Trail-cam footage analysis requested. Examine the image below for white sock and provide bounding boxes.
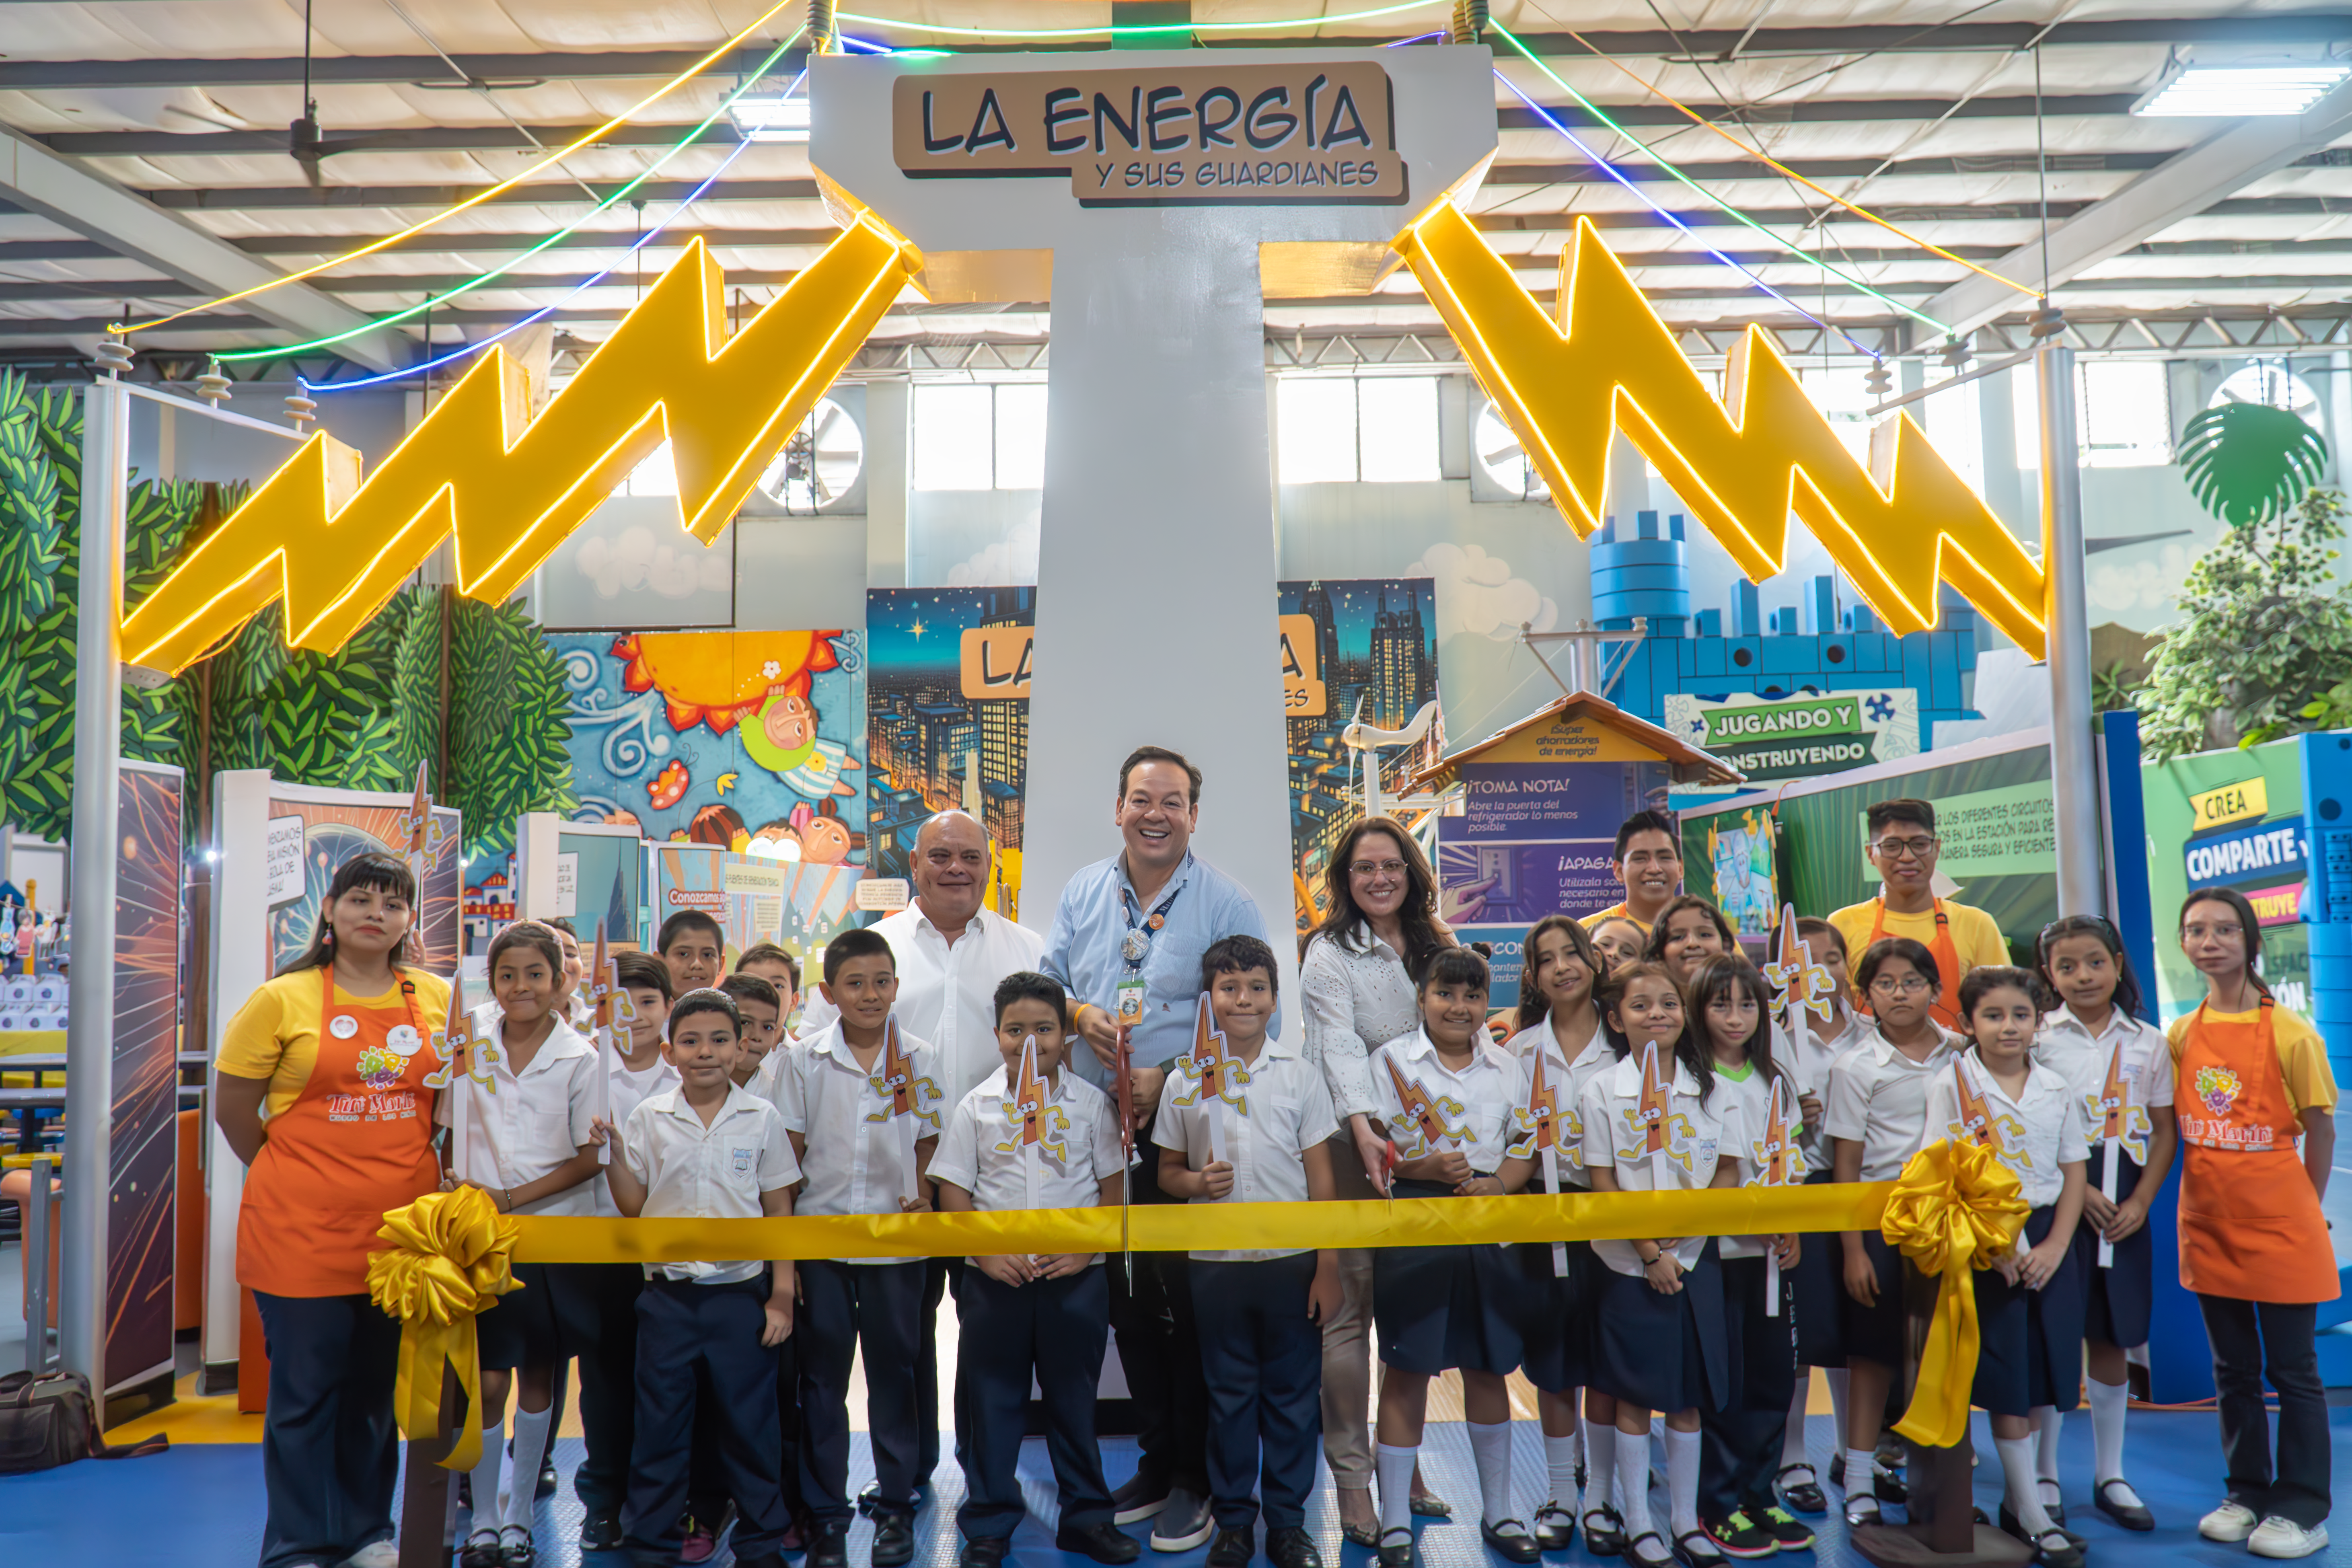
[1825,1369,1849,1458]
[1470,1420,1516,1528]
[1583,1417,1619,1519]
[1997,1436,2053,1535]
[2088,1378,2133,1492]
[1845,1447,1877,1500]
[1616,1427,1654,1541]
[1571,1407,1586,1471]
[2031,1405,2063,1506]
[504,1404,553,1530]
[467,1416,505,1536]
[1782,1385,1813,1469]
[1377,1443,1418,1537]
[1546,1431,1580,1509]
[1665,1426,1701,1538]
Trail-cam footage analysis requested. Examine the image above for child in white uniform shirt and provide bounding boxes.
[1367,947,1537,1568]
[2031,917,2172,1531]
[1921,968,2089,1568]
[722,972,786,1087]
[1581,960,1739,1568]
[929,972,1137,1568]
[1822,936,1959,1527]
[597,988,801,1568]
[1502,916,1624,1554]
[440,920,602,1568]
[1155,937,1341,1568]
[769,928,943,1568]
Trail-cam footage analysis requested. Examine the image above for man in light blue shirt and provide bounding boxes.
[1043,745,1281,1106]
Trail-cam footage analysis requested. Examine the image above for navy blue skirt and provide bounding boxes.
[1373,1178,1527,1376]
[478,1259,572,1372]
[1591,1239,1729,1416]
[1839,1231,1908,1368]
[1515,1237,1595,1392]
[1788,1169,1845,1367]
[2070,1151,2154,1348]
[1970,1207,2087,1418]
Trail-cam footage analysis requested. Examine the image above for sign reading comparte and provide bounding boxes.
[893,62,1407,206]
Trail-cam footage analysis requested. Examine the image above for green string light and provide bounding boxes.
[1486,22,1953,334]
[215,28,808,362]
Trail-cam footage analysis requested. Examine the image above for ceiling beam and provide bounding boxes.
[1928,74,2352,336]
[4,16,2348,89]
[0,125,406,370]
[38,93,2142,158]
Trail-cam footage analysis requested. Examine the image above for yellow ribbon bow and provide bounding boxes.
[366,1186,522,1471]
[1881,1138,2030,1449]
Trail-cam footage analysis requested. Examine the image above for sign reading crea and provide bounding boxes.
[892,62,1407,206]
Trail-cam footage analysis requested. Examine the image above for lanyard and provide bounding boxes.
[1118,872,1186,977]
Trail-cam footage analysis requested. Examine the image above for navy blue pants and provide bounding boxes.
[955,1263,1116,1541]
[2200,1296,2331,1529]
[569,1262,645,1519]
[1700,1254,1799,1517]
[1111,1246,1211,1496]
[623,1274,792,1562]
[918,1257,955,1480]
[253,1290,403,1568]
[799,1259,927,1522]
[1191,1254,1324,1531]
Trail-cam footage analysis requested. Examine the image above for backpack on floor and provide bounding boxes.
[0,1370,169,1473]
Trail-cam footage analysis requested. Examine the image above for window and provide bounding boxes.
[1276,376,1441,483]
[2081,361,2171,466]
[914,383,1046,490]
[1922,364,1985,496]
[2209,362,2321,426]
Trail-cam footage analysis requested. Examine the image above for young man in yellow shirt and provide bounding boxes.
[1579,810,1684,936]
[1826,798,2008,1030]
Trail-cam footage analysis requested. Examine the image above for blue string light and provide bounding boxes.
[1492,71,1882,360]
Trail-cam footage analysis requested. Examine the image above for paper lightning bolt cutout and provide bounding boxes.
[1392,203,2048,656]
[1012,1033,1046,1151]
[1948,1056,2027,1159]
[396,761,454,880]
[1635,1039,1673,1157]
[1522,1046,1560,1155]
[1383,1054,1469,1153]
[121,213,918,673]
[1748,1077,1807,1188]
[1763,904,1839,1030]
[1183,992,1252,1110]
[866,1017,940,1130]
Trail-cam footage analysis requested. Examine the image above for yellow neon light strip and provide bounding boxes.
[121,213,919,673]
[119,1,806,335]
[1393,203,2048,656]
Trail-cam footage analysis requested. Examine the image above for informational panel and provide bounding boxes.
[517,813,645,945]
[1663,688,1919,797]
[650,842,866,964]
[2140,735,2313,1021]
[106,760,182,1405]
[264,789,461,978]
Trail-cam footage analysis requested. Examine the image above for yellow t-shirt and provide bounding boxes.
[1827,898,2010,976]
[1579,904,1652,935]
[2166,1003,2340,1117]
[218,966,454,1120]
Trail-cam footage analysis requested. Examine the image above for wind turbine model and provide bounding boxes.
[1342,697,1443,821]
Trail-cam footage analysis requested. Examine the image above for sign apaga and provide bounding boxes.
[893,62,1407,207]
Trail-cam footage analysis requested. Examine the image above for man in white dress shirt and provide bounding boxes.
[798,808,1044,1497]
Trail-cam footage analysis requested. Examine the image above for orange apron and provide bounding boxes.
[2173,999,2339,1304]
[236,966,444,1298]
[1868,898,1965,1030]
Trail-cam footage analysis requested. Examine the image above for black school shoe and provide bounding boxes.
[1482,1520,1542,1563]
[873,1511,917,1567]
[862,1480,934,1517]
[1532,1501,1577,1553]
[1377,1526,1418,1568]
[2093,1480,2154,1532]
[1998,1506,2084,1553]
[1207,1525,1254,1568]
[960,1538,1010,1568]
[1058,1521,1144,1564]
[1672,1529,1729,1568]
[578,1510,623,1551]
[806,1518,851,1568]
[1582,1504,1628,1557]
[1268,1527,1322,1568]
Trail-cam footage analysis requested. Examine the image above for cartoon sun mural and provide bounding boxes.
[614,631,843,735]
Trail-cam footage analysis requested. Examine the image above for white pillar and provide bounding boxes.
[2039,342,2103,917]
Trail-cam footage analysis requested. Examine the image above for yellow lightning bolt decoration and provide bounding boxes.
[122,210,920,674]
[1391,203,2048,658]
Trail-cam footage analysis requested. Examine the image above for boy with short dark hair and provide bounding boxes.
[931,972,1139,1568]
[659,911,728,994]
[1155,936,1341,1568]
[767,925,944,1568]
[737,941,802,1009]
[720,972,785,1087]
[598,989,800,1568]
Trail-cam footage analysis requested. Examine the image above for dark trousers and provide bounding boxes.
[1110,1249,1210,1495]
[572,1262,646,1519]
[800,1259,927,1522]
[253,1290,404,1568]
[1701,1254,1798,1517]
[623,1274,792,1561]
[2198,1295,2331,1529]
[1191,1255,1324,1531]
[955,1263,1116,1541]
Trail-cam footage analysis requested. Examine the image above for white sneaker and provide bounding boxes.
[339,1543,399,1568]
[2248,1518,2328,1559]
[2201,1502,2259,1542]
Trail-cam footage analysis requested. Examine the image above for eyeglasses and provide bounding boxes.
[1872,836,1938,861]
[1869,975,1933,995]
[2181,921,2243,942]
[1350,859,1409,878]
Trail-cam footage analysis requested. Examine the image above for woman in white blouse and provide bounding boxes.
[1300,816,1457,1542]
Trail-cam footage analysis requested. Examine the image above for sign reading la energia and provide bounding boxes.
[891,61,1407,207]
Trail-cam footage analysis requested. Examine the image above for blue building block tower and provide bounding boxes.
[1587,511,1985,740]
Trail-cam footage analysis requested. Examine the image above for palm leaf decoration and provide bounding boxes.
[2179,402,2331,528]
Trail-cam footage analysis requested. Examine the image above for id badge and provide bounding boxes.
[1116,975,1148,1028]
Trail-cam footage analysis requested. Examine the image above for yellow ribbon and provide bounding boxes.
[1881,1139,2030,1449]
[505,1183,1895,1264]
[365,1186,522,1471]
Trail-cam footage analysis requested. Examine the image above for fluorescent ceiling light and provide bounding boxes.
[2135,64,2350,117]
[730,92,810,142]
